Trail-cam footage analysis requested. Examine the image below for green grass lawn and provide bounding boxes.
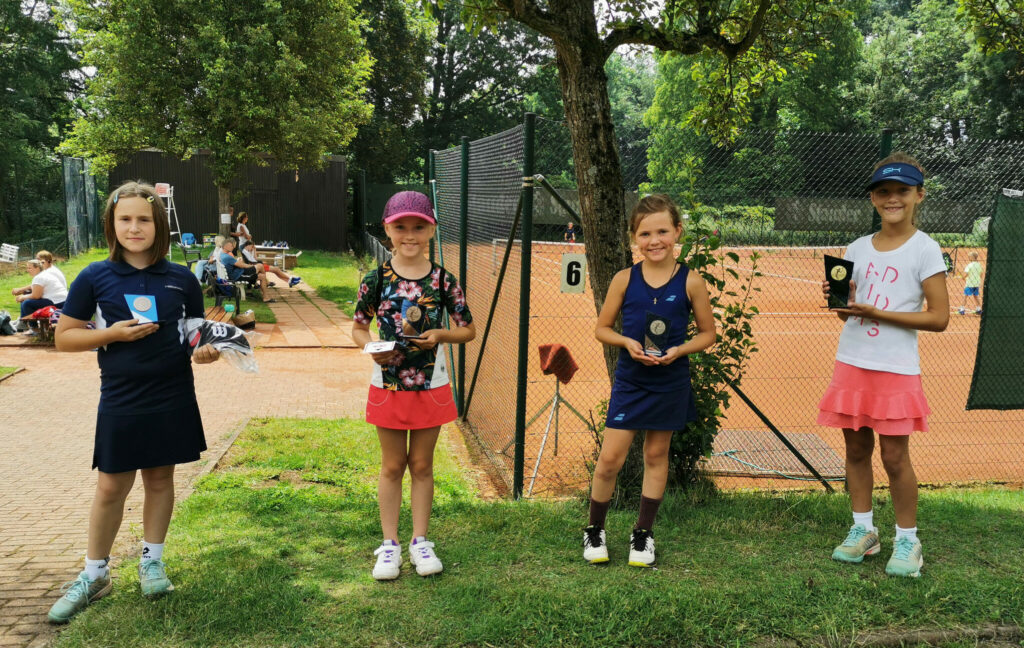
[291,250,373,317]
[52,418,1024,648]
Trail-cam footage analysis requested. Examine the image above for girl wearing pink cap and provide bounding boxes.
[352,191,475,581]
[819,153,948,578]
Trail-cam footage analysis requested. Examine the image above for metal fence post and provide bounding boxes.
[458,137,470,417]
[429,152,437,264]
[873,128,895,233]
[513,113,536,499]
[358,169,368,250]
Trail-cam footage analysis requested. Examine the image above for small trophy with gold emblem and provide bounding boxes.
[643,311,672,357]
[824,255,856,310]
[401,300,429,340]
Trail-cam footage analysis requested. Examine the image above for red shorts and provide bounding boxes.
[366,384,457,430]
[817,361,930,435]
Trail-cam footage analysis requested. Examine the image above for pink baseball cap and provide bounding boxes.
[382,191,436,224]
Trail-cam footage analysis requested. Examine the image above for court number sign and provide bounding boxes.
[561,253,587,293]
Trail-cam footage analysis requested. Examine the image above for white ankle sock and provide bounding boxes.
[84,557,109,580]
[895,525,918,543]
[852,510,874,531]
[141,542,164,563]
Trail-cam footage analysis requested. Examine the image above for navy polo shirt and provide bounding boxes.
[62,259,205,415]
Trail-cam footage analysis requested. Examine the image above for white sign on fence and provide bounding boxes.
[561,253,587,293]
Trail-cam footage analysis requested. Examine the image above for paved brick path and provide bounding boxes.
[0,285,369,646]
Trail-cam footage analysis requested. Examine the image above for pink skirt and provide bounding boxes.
[817,361,930,435]
[366,384,457,430]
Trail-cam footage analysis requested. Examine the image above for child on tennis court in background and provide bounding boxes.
[820,153,949,578]
[47,181,221,623]
[352,191,475,581]
[958,251,983,314]
[583,194,716,567]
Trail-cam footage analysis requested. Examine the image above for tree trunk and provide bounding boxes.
[551,5,632,380]
[218,184,231,236]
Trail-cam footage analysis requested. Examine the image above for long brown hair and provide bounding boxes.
[102,181,169,265]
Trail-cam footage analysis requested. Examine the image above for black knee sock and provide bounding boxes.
[635,495,662,531]
[588,498,611,528]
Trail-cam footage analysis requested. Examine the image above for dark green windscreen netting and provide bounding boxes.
[967,193,1024,410]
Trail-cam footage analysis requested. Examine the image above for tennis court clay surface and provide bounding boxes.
[457,242,1022,495]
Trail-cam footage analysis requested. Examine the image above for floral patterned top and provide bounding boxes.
[355,261,473,391]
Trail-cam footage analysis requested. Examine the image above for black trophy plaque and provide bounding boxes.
[401,300,429,340]
[643,312,672,357]
[824,255,855,310]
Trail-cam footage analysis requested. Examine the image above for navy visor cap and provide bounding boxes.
[868,163,924,189]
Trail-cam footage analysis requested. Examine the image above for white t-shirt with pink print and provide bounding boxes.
[835,230,947,375]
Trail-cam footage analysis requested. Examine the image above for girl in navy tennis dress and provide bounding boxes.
[47,182,221,624]
[583,194,716,567]
[352,191,475,581]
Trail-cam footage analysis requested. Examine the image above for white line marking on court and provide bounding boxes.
[723,263,820,285]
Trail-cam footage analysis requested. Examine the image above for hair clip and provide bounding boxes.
[112,192,119,204]
[146,196,155,203]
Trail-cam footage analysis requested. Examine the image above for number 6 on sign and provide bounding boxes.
[561,253,587,293]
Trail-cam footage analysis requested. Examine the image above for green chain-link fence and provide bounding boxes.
[361,115,1024,497]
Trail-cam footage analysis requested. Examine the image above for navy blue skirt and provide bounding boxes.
[605,379,697,431]
[93,400,206,473]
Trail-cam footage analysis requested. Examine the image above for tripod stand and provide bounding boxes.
[502,376,594,496]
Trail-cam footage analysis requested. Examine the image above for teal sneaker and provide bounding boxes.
[831,524,881,563]
[885,537,924,578]
[138,559,175,597]
[47,571,112,624]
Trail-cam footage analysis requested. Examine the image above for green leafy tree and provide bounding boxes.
[348,0,431,182]
[958,0,1024,54]
[0,0,77,240]
[59,0,372,232]
[463,0,846,378]
[419,0,551,155]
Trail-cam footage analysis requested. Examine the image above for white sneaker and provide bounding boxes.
[628,528,655,567]
[408,537,443,576]
[582,525,609,564]
[372,541,402,580]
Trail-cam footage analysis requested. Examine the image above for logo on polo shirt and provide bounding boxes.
[613,412,626,422]
[665,295,677,302]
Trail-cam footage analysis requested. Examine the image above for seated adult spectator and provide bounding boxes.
[238,240,301,287]
[219,239,298,303]
[12,259,68,335]
[35,250,68,294]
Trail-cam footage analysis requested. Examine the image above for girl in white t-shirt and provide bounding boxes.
[819,153,948,579]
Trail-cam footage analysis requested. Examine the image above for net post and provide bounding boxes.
[458,137,470,417]
[873,128,894,233]
[428,153,436,264]
[514,113,536,499]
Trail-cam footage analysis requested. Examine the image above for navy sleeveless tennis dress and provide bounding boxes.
[605,262,698,431]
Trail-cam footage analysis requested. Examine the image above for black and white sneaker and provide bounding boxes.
[628,528,655,567]
[583,525,609,564]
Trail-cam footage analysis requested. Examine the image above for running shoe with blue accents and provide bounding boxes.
[885,537,924,577]
[831,524,881,563]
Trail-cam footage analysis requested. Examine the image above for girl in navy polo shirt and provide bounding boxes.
[47,181,221,624]
[583,194,716,567]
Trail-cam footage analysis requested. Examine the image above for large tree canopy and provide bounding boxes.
[0,0,77,240]
[59,0,373,219]
[464,0,846,376]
